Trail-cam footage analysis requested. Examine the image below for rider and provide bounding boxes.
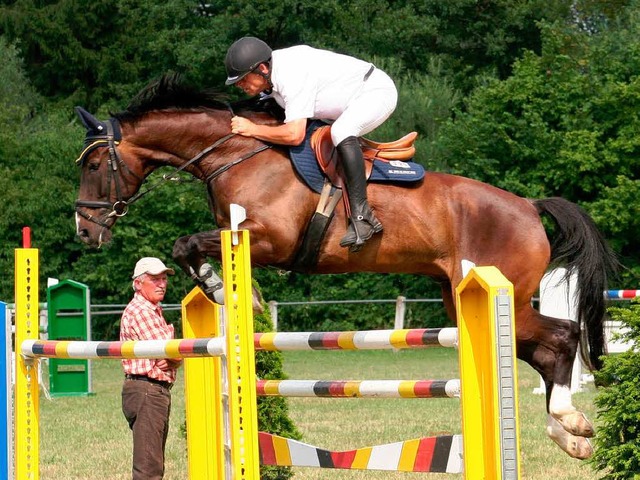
[224,36,398,251]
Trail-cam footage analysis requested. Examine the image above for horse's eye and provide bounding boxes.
[88,162,100,171]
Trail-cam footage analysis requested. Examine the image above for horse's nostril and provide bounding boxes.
[77,229,90,243]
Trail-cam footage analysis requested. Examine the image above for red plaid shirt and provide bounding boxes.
[120,292,176,383]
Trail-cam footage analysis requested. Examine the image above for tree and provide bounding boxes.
[0,37,79,304]
[435,11,640,282]
[0,0,214,109]
[0,36,40,127]
[1,0,593,106]
[1,0,638,332]
[592,301,640,478]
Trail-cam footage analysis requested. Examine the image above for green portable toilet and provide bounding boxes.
[47,280,93,396]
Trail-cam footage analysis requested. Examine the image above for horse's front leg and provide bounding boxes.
[172,229,264,313]
[173,229,225,303]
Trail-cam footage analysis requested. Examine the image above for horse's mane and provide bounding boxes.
[112,73,284,122]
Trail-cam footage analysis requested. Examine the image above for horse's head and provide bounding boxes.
[73,74,285,249]
[74,107,145,248]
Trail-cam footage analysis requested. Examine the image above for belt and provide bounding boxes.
[125,374,173,390]
[364,65,375,81]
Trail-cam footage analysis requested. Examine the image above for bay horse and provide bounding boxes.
[73,76,617,460]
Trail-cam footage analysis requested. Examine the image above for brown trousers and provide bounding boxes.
[122,379,172,480]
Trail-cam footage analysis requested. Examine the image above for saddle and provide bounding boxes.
[290,124,421,271]
[309,126,418,189]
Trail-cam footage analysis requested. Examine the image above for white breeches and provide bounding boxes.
[330,68,398,146]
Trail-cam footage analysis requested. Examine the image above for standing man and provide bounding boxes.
[121,257,181,480]
[224,36,398,252]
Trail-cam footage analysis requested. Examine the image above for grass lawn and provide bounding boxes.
[36,348,603,479]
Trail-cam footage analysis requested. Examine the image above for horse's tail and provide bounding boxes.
[533,197,619,370]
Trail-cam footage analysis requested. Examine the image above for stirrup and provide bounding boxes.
[340,215,383,252]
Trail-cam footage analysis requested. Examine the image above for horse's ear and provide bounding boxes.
[75,106,103,132]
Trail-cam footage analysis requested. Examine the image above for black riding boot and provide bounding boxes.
[337,136,383,251]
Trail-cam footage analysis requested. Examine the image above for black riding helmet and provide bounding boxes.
[225,37,272,85]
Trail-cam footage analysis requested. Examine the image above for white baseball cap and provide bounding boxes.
[132,257,175,279]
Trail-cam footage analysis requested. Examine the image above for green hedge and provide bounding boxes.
[592,301,640,479]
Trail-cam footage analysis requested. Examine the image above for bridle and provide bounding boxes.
[75,120,140,228]
[75,114,271,229]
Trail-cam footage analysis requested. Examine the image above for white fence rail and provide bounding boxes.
[267,297,443,331]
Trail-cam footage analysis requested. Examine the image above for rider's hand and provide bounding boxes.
[231,116,255,137]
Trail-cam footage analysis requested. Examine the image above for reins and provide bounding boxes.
[205,143,271,183]
[126,132,237,205]
[203,102,272,182]
[75,112,271,228]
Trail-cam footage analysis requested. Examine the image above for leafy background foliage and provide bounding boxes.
[0,0,638,332]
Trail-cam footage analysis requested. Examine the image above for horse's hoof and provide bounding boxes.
[251,286,265,315]
[553,411,594,438]
[546,415,594,459]
[547,427,593,459]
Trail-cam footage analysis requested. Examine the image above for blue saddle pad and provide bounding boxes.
[289,121,425,194]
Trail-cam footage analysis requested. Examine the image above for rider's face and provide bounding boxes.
[235,65,269,96]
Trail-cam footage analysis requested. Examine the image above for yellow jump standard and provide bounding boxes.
[181,229,260,480]
[14,248,40,480]
[456,266,521,479]
[14,229,261,480]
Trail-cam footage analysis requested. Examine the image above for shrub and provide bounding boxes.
[591,301,640,479]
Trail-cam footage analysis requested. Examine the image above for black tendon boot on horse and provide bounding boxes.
[337,136,383,251]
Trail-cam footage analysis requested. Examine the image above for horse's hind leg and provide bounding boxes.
[516,304,594,459]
